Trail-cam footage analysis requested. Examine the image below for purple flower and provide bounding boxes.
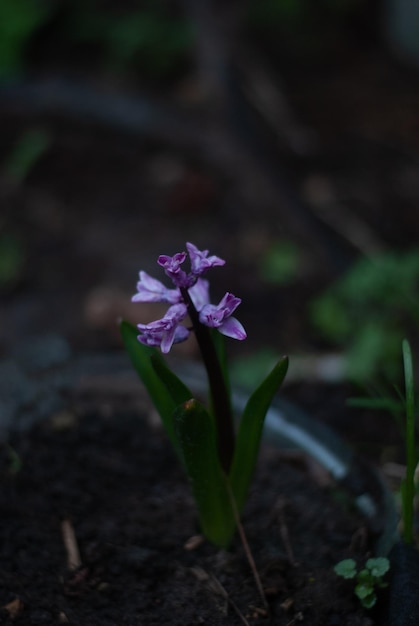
[199,293,247,340]
[132,271,181,304]
[137,303,189,353]
[132,242,246,352]
[157,251,190,288]
[186,242,225,277]
[188,278,210,311]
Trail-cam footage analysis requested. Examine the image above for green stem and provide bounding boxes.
[402,338,416,544]
[181,287,235,473]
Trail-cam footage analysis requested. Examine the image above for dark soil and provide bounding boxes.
[0,388,380,626]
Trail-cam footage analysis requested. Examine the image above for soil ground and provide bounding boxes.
[0,388,381,626]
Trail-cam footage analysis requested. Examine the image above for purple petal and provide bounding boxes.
[137,325,190,352]
[157,251,190,288]
[160,324,188,353]
[198,292,246,340]
[136,303,188,353]
[217,292,241,316]
[188,278,210,311]
[132,271,181,304]
[218,317,247,340]
[186,242,225,276]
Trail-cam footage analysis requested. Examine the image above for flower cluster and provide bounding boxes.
[132,242,246,353]
[122,241,288,549]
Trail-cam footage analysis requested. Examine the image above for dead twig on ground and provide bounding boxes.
[61,519,82,571]
[191,566,251,626]
[226,482,270,614]
[275,498,298,567]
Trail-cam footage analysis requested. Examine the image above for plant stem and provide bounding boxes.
[182,288,235,473]
[402,339,416,544]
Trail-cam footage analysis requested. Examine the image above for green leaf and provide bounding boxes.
[402,338,417,545]
[173,399,235,548]
[119,320,178,448]
[355,583,376,608]
[229,356,289,514]
[357,590,377,609]
[5,128,51,184]
[366,557,390,578]
[346,396,404,413]
[357,568,372,584]
[334,558,357,579]
[0,0,51,78]
[259,241,300,285]
[151,353,194,406]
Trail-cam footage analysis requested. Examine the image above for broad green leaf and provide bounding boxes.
[151,353,194,406]
[173,399,235,548]
[366,557,390,578]
[360,593,377,610]
[355,583,375,602]
[119,320,178,448]
[334,558,357,579]
[229,356,289,513]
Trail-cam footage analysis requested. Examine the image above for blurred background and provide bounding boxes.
[1,0,419,455]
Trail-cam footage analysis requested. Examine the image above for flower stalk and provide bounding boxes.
[181,286,235,472]
[121,242,288,548]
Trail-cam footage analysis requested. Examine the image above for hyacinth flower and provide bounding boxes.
[120,242,288,548]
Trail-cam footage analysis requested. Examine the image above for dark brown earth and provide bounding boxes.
[0,385,382,626]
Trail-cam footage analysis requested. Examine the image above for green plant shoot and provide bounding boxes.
[120,242,288,548]
[348,338,418,545]
[401,338,417,544]
[334,557,390,609]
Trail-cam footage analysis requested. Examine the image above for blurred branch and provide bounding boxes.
[0,73,356,271]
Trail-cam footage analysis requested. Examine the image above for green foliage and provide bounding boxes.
[348,339,419,545]
[231,349,280,390]
[229,355,288,513]
[334,557,390,609]
[4,128,51,184]
[334,558,357,579]
[0,0,51,78]
[173,399,235,548]
[401,339,418,545]
[120,320,288,548]
[311,251,419,381]
[119,321,180,453]
[259,241,301,285]
[366,557,391,578]
[70,2,193,77]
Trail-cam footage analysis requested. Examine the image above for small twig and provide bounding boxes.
[226,482,269,614]
[191,567,251,626]
[237,50,315,156]
[275,499,297,567]
[61,519,82,571]
[302,175,386,258]
[286,612,304,626]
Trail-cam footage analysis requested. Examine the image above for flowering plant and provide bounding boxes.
[120,242,288,548]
